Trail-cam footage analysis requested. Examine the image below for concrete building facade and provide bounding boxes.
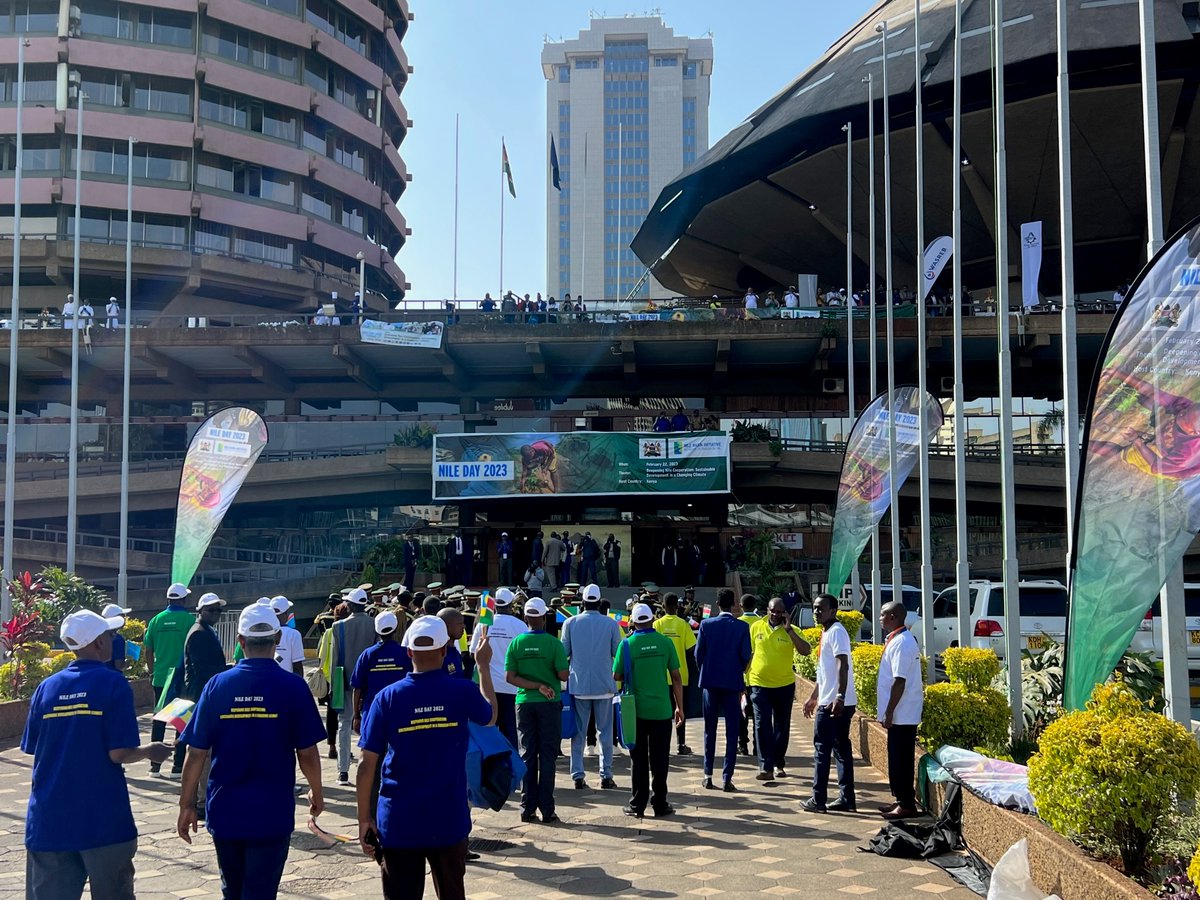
[0,0,412,316]
[542,16,711,302]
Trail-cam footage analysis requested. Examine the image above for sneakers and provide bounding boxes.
[337,772,349,786]
[722,781,738,793]
[149,762,161,775]
[585,744,598,757]
[828,799,858,813]
[600,777,618,790]
[541,812,561,824]
[653,804,675,818]
[774,768,788,779]
[520,812,538,823]
[677,744,693,756]
[574,778,587,790]
[801,797,827,813]
[164,769,182,781]
[622,804,644,818]
[702,776,715,790]
[755,770,773,782]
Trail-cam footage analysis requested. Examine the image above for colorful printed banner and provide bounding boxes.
[1065,217,1200,709]
[432,432,730,499]
[920,235,953,300]
[359,318,445,349]
[826,388,945,596]
[171,408,268,587]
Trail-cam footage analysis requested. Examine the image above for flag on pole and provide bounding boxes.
[1020,221,1044,308]
[478,590,496,628]
[549,134,561,191]
[502,141,516,198]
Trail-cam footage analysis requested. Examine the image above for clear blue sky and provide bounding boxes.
[398,2,859,301]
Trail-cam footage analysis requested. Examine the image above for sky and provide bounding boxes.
[397,2,858,301]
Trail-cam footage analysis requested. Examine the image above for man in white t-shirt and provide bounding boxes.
[468,587,529,748]
[783,287,799,309]
[271,596,305,676]
[802,593,856,813]
[876,601,923,819]
[743,289,758,310]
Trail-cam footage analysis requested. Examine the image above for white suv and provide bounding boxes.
[926,579,1067,660]
[1129,583,1200,671]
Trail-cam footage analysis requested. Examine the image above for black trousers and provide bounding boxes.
[495,693,518,749]
[606,558,619,587]
[750,684,795,771]
[669,689,687,746]
[629,717,672,814]
[213,835,290,900]
[517,701,561,816]
[380,838,468,900]
[325,699,338,748]
[887,723,918,808]
[811,705,856,807]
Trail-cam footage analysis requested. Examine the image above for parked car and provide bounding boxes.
[1129,582,1200,671]
[842,583,922,645]
[925,579,1067,661]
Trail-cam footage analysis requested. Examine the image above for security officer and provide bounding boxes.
[177,604,327,898]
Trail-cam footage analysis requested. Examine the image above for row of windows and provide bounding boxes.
[605,115,648,129]
[304,55,373,118]
[604,211,649,227]
[605,181,650,195]
[653,56,678,67]
[80,69,193,117]
[0,0,56,34]
[683,150,697,166]
[79,0,192,49]
[306,0,379,65]
[605,58,648,74]
[604,146,648,161]
[73,138,189,182]
[0,63,55,103]
[202,21,297,78]
[573,58,599,70]
[605,80,649,93]
[604,163,649,177]
[201,87,297,141]
[603,95,648,110]
[603,194,650,211]
[683,98,697,113]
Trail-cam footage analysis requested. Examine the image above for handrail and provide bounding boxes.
[777,437,1067,463]
[93,557,361,595]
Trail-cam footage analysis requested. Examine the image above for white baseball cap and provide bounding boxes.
[403,615,449,650]
[255,596,272,605]
[197,592,226,609]
[270,595,293,614]
[631,603,654,624]
[167,583,190,600]
[346,588,368,605]
[101,602,131,618]
[375,610,399,635]
[494,587,515,606]
[582,583,602,603]
[524,597,548,617]
[61,609,124,650]
[238,603,281,638]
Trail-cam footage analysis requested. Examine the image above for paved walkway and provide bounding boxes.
[0,712,974,899]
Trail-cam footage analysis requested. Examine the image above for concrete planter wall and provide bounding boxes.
[795,676,1156,900]
[0,677,156,741]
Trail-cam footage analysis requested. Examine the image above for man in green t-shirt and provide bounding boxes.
[143,582,196,775]
[505,597,568,824]
[614,603,683,818]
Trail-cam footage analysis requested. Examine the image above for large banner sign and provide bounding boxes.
[432,431,730,499]
[826,388,945,596]
[171,408,269,586]
[1021,221,1044,308]
[1065,217,1200,710]
[360,318,444,349]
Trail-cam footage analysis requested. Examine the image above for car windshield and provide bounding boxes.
[1147,589,1200,618]
[863,587,921,613]
[986,586,1067,617]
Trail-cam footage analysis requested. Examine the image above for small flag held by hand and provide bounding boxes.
[478,590,496,628]
[153,698,195,734]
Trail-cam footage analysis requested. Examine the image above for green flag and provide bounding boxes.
[502,141,516,198]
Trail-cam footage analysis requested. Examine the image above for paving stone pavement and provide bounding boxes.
[0,711,975,899]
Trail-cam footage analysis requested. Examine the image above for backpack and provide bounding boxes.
[466,722,526,811]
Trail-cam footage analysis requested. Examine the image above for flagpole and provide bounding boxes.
[453,114,459,303]
[2,37,26,620]
[499,137,505,298]
[913,0,935,679]
[618,121,623,301]
[581,133,588,303]
[118,134,134,608]
[844,120,860,612]
[67,92,85,574]
[991,0,1024,738]
[864,71,881,637]
[952,0,972,652]
[877,19,902,631]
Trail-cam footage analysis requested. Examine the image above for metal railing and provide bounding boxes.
[96,557,360,595]
[778,437,1067,464]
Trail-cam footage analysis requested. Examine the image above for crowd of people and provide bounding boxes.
[23,578,926,900]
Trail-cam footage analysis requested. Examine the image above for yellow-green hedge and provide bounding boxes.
[792,611,865,681]
[918,681,1010,753]
[942,647,1001,691]
[1029,682,1200,875]
[851,643,885,716]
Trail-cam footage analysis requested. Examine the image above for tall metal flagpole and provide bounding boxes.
[499,137,505,297]
[844,120,860,610]
[618,121,624,301]
[67,92,85,574]
[453,114,459,303]
[2,38,27,620]
[865,72,882,637]
[118,136,135,607]
[952,0,972,650]
[913,0,935,678]
[581,133,587,302]
[991,0,1024,737]
[877,19,902,630]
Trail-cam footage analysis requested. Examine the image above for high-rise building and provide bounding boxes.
[542,16,711,302]
[0,0,411,315]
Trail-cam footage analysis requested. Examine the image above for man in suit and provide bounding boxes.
[447,530,470,585]
[402,534,421,593]
[541,532,565,591]
[694,588,752,792]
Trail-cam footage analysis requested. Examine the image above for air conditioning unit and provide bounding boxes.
[822,377,845,394]
[940,376,955,394]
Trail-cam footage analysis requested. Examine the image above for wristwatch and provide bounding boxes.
[836,693,845,701]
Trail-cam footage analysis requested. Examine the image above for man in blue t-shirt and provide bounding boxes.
[101,602,130,672]
[357,615,496,899]
[351,611,408,734]
[437,607,470,678]
[177,604,327,899]
[23,609,172,900]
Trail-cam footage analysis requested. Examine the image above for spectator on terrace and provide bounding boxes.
[744,289,759,310]
[764,291,779,309]
[653,414,671,433]
[670,407,689,432]
[445,299,459,325]
[480,293,497,313]
[548,296,559,323]
[783,286,799,309]
[501,291,516,323]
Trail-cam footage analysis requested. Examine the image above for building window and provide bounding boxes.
[304,57,371,118]
[653,56,678,67]
[70,137,188,182]
[0,63,55,103]
[0,134,59,171]
[245,0,300,16]
[80,70,192,117]
[196,152,296,205]
[234,229,294,265]
[557,65,570,83]
[0,0,58,34]
[200,87,298,142]
[684,61,698,80]
[194,219,230,254]
[66,207,186,248]
[306,0,374,61]
[201,22,297,77]
[79,1,193,49]
[302,185,333,220]
[573,58,599,69]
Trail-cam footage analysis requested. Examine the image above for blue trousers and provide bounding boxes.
[811,705,857,807]
[213,834,290,900]
[702,686,742,782]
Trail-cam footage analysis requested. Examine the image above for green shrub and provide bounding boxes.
[794,626,822,680]
[942,647,1000,690]
[918,681,1010,754]
[47,651,75,674]
[0,658,51,700]
[1189,842,1200,891]
[852,643,885,716]
[837,610,864,640]
[1028,682,1200,876]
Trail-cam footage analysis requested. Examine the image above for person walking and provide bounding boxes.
[497,532,514,586]
[270,596,305,676]
[803,593,858,813]
[357,616,496,899]
[736,593,766,756]
[561,584,621,790]
[748,597,811,780]
[614,603,684,819]
[541,532,565,591]
[403,534,421,593]
[468,587,528,747]
[175,591,229,791]
[332,587,378,785]
[695,588,751,792]
[144,583,196,775]
[653,592,697,755]
[351,611,409,738]
[24,609,172,900]
[177,604,326,898]
[505,597,568,824]
[603,534,621,587]
[876,600,924,819]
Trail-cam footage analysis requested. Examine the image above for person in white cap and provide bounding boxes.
[331,586,377,785]
[613,603,684,819]
[178,604,326,898]
[145,582,194,775]
[23,609,172,899]
[270,596,305,676]
[357,615,497,898]
[561,583,621,790]
[505,597,568,824]
[182,593,228,705]
[105,296,120,329]
[101,602,132,672]
[351,611,408,739]
[467,586,528,748]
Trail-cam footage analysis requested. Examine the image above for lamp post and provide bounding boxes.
[66,90,86,574]
[118,135,135,607]
[356,250,366,320]
[843,120,860,609]
[864,72,881,631]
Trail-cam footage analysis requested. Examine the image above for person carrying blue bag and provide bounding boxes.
[561,583,621,791]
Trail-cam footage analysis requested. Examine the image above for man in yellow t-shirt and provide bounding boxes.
[654,592,697,755]
[748,597,812,780]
